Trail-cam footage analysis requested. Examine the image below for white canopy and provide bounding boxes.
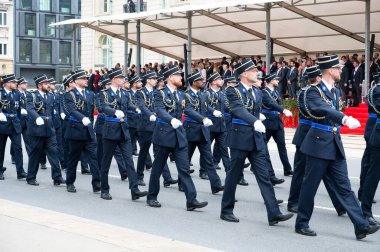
[51,0,380,60]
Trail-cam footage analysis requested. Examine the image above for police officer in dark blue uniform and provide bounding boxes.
[98,68,147,201]
[358,72,379,203]
[135,71,177,187]
[183,71,224,194]
[287,66,345,216]
[127,77,142,157]
[295,55,379,239]
[94,78,128,181]
[360,73,380,226]
[62,70,101,193]
[220,59,293,224]
[25,74,65,186]
[261,74,293,177]
[0,74,27,180]
[146,65,208,210]
[205,72,231,174]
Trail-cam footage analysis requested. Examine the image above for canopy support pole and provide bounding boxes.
[364,0,371,97]
[72,24,77,71]
[136,0,141,77]
[265,3,271,73]
[187,11,192,74]
[124,20,129,75]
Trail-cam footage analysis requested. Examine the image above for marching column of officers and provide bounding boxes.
[0,54,379,240]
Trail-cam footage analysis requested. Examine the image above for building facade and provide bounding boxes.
[14,0,81,84]
[0,0,13,76]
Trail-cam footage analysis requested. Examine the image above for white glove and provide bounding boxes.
[136,108,141,114]
[170,118,182,129]
[283,109,293,117]
[21,109,28,115]
[0,113,7,122]
[213,110,222,118]
[54,109,57,114]
[36,117,44,126]
[115,110,125,119]
[259,113,266,121]
[149,114,157,122]
[203,118,213,127]
[345,116,361,129]
[82,117,91,126]
[60,113,66,120]
[254,120,266,133]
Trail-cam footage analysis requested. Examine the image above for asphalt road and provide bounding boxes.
[0,130,379,252]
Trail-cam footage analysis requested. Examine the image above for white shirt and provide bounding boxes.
[76,86,84,94]
[210,87,219,94]
[166,83,177,94]
[38,90,46,97]
[241,81,256,100]
[110,86,119,94]
[4,88,12,95]
[145,85,153,93]
[190,87,199,95]
[321,79,334,92]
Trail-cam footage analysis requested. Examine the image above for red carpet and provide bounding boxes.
[340,103,368,135]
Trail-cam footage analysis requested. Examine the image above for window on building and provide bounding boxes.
[62,16,73,38]
[59,42,71,64]
[0,43,7,56]
[40,41,52,64]
[59,0,71,13]
[43,15,56,37]
[20,0,32,10]
[40,0,51,11]
[100,36,112,68]
[104,0,108,12]
[24,13,36,36]
[0,11,7,26]
[19,39,33,63]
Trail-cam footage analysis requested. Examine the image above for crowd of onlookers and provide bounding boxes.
[85,52,380,107]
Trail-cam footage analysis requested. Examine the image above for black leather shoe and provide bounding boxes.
[81,168,91,175]
[133,151,139,156]
[163,179,178,187]
[189,162,193,166]
[132,190,148,200]
[66,184,77,193]
[40,163,47,170]
[337,210,347,216]
[189,169,194,174]
[145,165,152,171]
[53,177,66,186]
[0,172,4,180]
[17,171,27,180]
[284,170,294,176]
[296,228,317,236]
[27,180,39,186]
[220,214,239,222]
[238,178,248,186]
[92,183,101,193]
[367,217,380,226]
[11,157,16,164]
[101,192,112,200]
[187,199,208,211]
[215,165,221,170]
[212,185,224,194]
[199,173,209,180]
[137,179,146,186]
[147,199,161,208]
[243,163,250,169]
[277,199,284,204]
[269,213,294,226]
[121,173,128,181]
[271,177,285,186]
[356,225,380,240]
[287,206,298,213]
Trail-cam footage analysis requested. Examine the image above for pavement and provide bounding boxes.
[0,128,379,252]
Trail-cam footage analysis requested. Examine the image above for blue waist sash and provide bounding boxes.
[232,118,251,126]
[156,118,169,125]
[369,113,378,118]
[262,109,279,115]
[299,119,312,126]
[184,117,200,124]
[4,113,18,118]
[69,116,80,122]
[311,122,340,133]
[104,117,128,123]
[97,114,105,120]
[377,119,380,124]
[40,116,51,121]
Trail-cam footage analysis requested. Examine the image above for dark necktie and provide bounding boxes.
[82,90,86,99]
[43,93,47,100]
[173,91,179,102]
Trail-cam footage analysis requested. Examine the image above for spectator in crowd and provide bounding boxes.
[128,0,135,13]
[287,60,298,98]
[351,59,364,107]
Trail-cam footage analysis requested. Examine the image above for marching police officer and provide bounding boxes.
[360,72,380,226]
[127,77,143,157]
[183,71,224,194]
[220,59,293,224]
[206,72,231,174]
[262,73,293,177]
[135,71,177,187]
[287,66,345,216]
[146,65,208,210]
[62,70,101,193]
[25,74,65,186]
[94,78,128,181]
[98,68,148,201]
[0,74,27,180]
[295,55,379,239]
